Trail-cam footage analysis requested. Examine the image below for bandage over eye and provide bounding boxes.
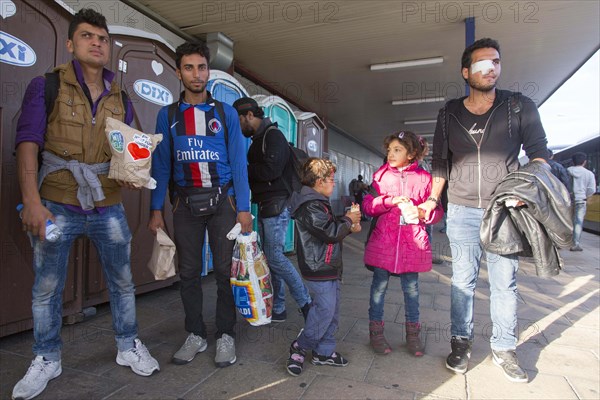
[471,59,495,75]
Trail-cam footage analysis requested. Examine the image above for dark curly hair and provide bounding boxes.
[176,41,211,69]
[68,8,109,39]
[383,131,428,164]
[461,38,500,70]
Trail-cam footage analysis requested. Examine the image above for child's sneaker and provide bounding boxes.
[286,341,306,376]
[311,352,348,367]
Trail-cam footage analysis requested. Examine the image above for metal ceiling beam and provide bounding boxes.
[120,0,197,43]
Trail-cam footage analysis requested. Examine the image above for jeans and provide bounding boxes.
[258,207,310,314]
[572,201,587,246]
[32,201,137,361]
[173,196,237,339]
[369,267,420,323]
[446,203,519,351]
[297,280,340,356]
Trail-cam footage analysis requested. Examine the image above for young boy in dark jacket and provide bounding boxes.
[286,158,362,376]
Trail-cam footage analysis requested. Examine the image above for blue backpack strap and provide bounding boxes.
[213,100,229,146]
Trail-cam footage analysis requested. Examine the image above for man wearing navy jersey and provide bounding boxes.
[149,41,252,368]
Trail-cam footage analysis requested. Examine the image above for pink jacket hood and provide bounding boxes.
[363,162,443,274]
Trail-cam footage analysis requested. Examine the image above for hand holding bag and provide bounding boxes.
[147,227,176,280]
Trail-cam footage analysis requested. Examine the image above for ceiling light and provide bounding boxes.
[370,57,444,71]
[404,119,437,125]
[392,97,445,106]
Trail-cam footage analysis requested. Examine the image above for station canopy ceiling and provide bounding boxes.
[126,1,599,155]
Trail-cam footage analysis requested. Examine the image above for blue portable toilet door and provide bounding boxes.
[207,70,249,106]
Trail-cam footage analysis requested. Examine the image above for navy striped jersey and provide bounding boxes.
[151,97,250,212]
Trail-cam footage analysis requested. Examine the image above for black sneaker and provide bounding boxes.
[272,310,287,323]
[311,352,348,367]
[492,350,528,383]
[446,336,471,374]
[286,341,306,376]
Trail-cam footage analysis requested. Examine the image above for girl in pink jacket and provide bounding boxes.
[363,131,443,356]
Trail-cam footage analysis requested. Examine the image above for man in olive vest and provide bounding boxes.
[13,9,159,400]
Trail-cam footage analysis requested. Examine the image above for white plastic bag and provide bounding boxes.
[230,232,272,326]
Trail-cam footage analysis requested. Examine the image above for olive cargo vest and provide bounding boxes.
[40,62,125,207]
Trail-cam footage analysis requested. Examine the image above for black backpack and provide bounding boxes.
[44,72,130,117]
[262,125,307,194]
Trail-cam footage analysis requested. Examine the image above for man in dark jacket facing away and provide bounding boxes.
[233,97,311,323]
[420,38,549,383]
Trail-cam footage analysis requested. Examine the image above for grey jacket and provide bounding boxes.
[480,161,573,277]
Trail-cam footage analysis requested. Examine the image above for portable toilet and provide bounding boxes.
[253,95,298,144]
[253,95,298,253]
[294,111,326,158]
[199,71,250,275]
[207,70,250,106]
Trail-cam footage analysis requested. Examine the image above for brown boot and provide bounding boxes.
[406,322,424,357]
[369,321,392,354]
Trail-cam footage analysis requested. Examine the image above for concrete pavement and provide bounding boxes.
[1,222,598,399]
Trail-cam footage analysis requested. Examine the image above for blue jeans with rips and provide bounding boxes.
[297,279,340,356]
[446,203,519,351]
[31,201,137,361]
[369,267,420,323]
[258,207,310,314]
[572,201,587,246]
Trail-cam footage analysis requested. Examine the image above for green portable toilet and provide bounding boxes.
[253,95,298,253]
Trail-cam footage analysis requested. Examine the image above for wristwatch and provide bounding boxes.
[427,196,439,205]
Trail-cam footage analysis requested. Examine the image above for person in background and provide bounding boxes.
[285,158,361,376]
[547,149,572,190]
[13,9,159,400]
[349,175,369,212]
[363,131,443,357]
[567,152,596,251]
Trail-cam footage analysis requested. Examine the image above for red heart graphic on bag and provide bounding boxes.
[127,142,151,161]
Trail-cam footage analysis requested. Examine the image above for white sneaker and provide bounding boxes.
[116,338,160,376]
[172,333,207,365]
[12,356,62,400]
[214,334,236,368]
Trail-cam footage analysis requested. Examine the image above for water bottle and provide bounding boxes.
[16,204,62,242]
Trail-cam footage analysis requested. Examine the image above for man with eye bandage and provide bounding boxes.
[419,38,549,383]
